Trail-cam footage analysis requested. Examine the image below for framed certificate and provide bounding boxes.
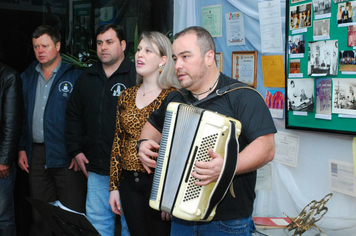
[215,52,223,72]
[232,51,257,87]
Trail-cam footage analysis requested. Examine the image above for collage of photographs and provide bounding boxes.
[287,0,356,133]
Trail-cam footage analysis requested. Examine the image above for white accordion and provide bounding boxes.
[149,102,241,221]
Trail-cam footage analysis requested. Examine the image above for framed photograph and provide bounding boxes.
[347,25,356,46]
[307,40,338,76]
[336,1,356,27]
[231,51,257,87]
[290,3,313,30]
[215,52,223,72]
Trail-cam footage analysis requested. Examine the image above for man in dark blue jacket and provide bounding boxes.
[0,62,23,236]
[18,25,86,236]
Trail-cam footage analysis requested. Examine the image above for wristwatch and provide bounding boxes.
[136,139,148,153]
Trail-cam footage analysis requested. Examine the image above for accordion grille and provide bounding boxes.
[183,133,218,202]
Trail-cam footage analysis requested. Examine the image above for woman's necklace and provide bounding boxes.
[192,76,219,99]
[141,86,160,96]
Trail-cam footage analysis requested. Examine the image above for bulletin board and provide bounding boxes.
[286,0,356,135]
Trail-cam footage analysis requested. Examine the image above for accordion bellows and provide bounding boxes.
[150,102,241,221]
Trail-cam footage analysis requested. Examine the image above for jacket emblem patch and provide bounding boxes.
[58,81,73,97]
[111,83,127,97]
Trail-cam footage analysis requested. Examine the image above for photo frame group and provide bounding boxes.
[231,51,257,88]
[286,0,356,135]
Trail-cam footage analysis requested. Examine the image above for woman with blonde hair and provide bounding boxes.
[109,31,180,236]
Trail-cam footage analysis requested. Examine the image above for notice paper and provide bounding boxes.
[261,55,285,87]
[258,0,284,53]
[256,163,272,191]
[225,11,245,46]
[202,5,222,37]
[329,159,356,197]
[274,131,299,167]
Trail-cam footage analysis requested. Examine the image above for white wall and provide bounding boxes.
[174,0,356,235]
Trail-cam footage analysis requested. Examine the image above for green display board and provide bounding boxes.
[286,0,356,135]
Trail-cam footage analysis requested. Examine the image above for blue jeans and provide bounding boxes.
[171,215,256,236]
[86,172,130,236]
[0,163,16,236]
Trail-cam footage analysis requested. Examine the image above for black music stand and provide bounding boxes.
[27,197,100,236]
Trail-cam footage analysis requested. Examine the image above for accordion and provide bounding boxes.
[149,102,241,221]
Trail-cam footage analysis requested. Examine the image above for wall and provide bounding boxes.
[174,0,356,235]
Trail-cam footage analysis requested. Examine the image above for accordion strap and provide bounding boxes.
[180,83,264,107]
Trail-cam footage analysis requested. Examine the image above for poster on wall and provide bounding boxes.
[225,11,245,46]
[266,89,285,118]
[202,5,222,37]
[258,0,284,53]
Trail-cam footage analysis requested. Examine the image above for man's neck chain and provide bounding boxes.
[192,76,219,99]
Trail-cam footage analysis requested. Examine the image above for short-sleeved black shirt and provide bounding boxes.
[148,73,277,220]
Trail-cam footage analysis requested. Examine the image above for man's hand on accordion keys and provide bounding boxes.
[191,148,224,186]
[137,139,160,174]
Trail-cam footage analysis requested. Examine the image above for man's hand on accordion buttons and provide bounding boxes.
[192,148,224,186]
[138,139,159,174]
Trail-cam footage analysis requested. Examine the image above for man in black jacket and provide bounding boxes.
[65,23,136,236]
[0,62,23,236]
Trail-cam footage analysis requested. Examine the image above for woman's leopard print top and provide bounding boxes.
[109,85,176,191]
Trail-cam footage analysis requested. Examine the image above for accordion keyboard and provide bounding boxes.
[150,110,173,201]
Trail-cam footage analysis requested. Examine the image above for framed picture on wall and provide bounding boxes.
[232,51,257,87]
[216,52,223,72]
[286,0,356,135]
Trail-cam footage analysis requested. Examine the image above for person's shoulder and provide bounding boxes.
[20,61,40,82]
[0,63,20,84]
[21,61,39,74]
[219,73,247,88]
[60,62,83,76]
[118,56,135,73]
[219,73,263,100]
[75,62,101,80]
[122,85,139,94]
[0,63,18,77]
[164,87,178,93]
